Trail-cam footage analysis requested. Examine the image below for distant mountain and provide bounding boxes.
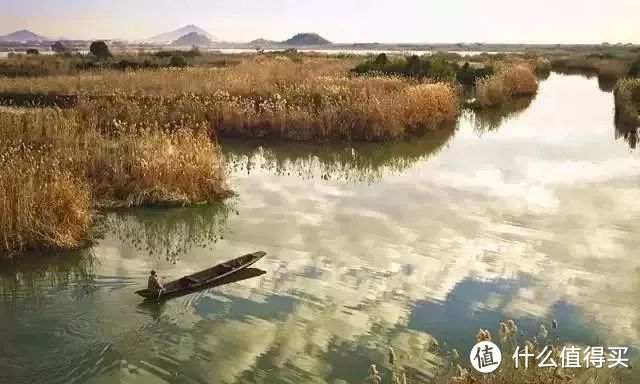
[172,32,211,46]
[249,38,280,46]
[283,33,331,46]
[0,29,48,42]
[148,25,216,43]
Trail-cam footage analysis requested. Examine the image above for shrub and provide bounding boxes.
[475,75,507,108]
[628,57,640,78]
[596,59,628,81]
[51,41,69,54]
[405,55,424,77]
[374,53,389,66]
[154,47,201,58]
[26,48,39,55]
[456,62,494,86]
[352,54,457,81]
[89,41,111,60]
[475,65,538,108]
[535,57,552,74]
[169,54,187,67]
[500,65,539,96]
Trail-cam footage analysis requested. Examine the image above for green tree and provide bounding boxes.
[89,41,111,60]
[405,55,423,78]
[374,53,389,67]
[169,55,187,67]
[51,41,69,54]
[629,57,640,78]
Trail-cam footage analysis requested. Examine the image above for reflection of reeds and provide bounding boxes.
[0,248,97,298]
[471,96,534,133]
[223,121,457,183]
[102,201,234,263]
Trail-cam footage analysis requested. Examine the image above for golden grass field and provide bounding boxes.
[0,57,460,140]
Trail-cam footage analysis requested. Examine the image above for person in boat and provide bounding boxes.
[148,270,163,294]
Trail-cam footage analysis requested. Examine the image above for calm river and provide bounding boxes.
[1,73,638,383]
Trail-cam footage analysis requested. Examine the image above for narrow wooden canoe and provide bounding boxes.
[135,251,266,300]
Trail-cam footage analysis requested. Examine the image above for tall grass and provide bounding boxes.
[0,107,227,255]
[0,147,92,252]
[70,78,459,141]
[614,78,640,127]
[475,65,538,108]
[596,59,629,81]
[551,56,629,81]
[0,57,460,140]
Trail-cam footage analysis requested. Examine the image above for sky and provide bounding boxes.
[1,0,639,44]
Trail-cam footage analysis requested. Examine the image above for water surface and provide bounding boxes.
[1,73,638,383]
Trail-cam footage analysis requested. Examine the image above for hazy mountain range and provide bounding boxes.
[0,26,333,46]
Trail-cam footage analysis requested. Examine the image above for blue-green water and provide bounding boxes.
[1,73,638,383]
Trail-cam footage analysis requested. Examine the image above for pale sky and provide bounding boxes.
[1,0,639,44]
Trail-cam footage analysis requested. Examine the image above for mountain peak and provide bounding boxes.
[147,25,217,43]
[283,33,331,46]
[172,32,211,46]
[0,29,48,42]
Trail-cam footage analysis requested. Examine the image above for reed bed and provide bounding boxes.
[614,78,640,127]
[475,65,538,108]
[0,146,92,253]
[0,57,355,95]
[551,56,629,81]
[75,80,458,141]
[0,57,459,140]
[595,59,629,81]
[0,107,227,255]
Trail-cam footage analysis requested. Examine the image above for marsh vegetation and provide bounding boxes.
[0,107,226,255]
[0,45,636,256]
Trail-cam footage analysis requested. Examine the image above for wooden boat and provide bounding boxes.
[135,251,266,300]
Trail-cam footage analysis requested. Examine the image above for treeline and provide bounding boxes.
[351,53,494,85]
[0,42,239,77]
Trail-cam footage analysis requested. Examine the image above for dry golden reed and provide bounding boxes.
[0,147,91,253]
[475,64,538,108]
[614,78,640,127]
[0,107,227,255]
[0,57,460,141]
[596,59,629,81]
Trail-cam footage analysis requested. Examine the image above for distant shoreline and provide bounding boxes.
[1,41,639,54]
